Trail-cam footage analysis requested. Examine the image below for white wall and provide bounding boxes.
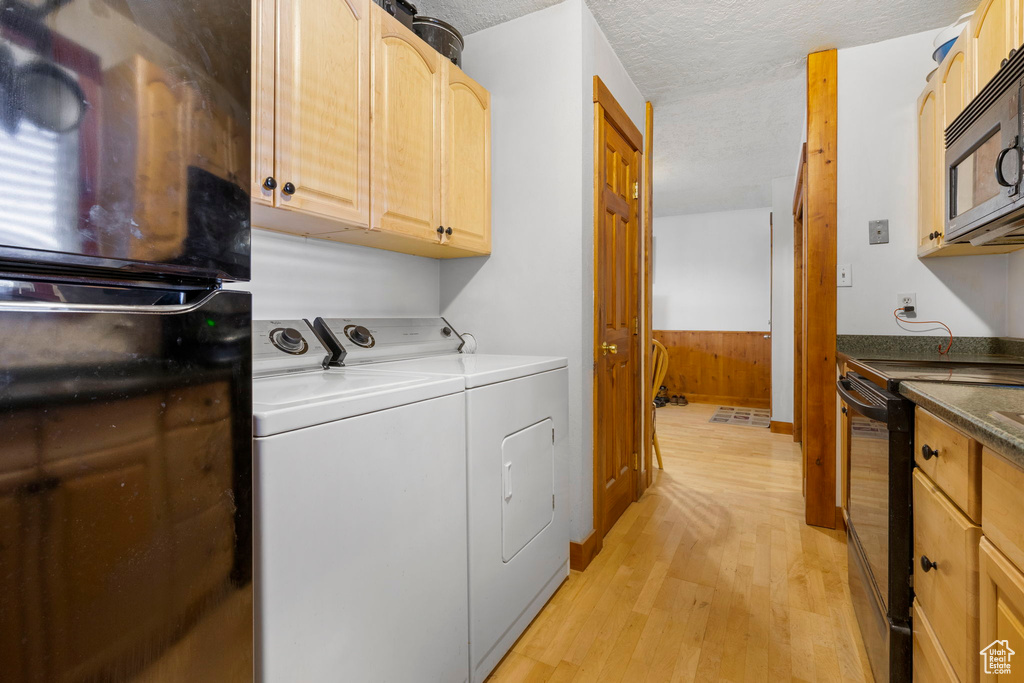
[838,30,1010,337]
[439,0,588,540]
[231,229,440,320]
[652,208,772,332]
[771,175,796,424]
[439,0,644,544]
[1010,251,1024,338]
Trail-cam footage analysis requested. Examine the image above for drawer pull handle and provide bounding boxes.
[921,555,938,573]
[921,444,939,460]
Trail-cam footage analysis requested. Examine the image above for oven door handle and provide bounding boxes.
[836,376,889,423]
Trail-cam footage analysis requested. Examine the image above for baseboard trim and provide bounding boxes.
[770,421,794,435]
[683,394,771,410]
[569,530,601,572]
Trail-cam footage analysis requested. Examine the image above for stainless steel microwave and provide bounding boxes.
[946,46,1024,247]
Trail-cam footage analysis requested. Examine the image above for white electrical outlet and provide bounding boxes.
[897,293,917,310]
[838,264,852,287]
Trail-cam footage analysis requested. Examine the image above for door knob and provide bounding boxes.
[282,182,296,196]
[601,342,618,356]
[920,555,938,573]
[262,176,277,191]
[921,444,939,460]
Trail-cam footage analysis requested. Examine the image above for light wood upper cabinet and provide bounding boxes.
[250,0,491,257]
[441,63,492,255]
[251,0,276,206]
[918,82,942,254]
[274,0,371,229]
[972,0,1016,92]
[370,9,443,243]
[942,37,972,128]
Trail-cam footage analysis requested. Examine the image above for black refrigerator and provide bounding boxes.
[0,0,253,680]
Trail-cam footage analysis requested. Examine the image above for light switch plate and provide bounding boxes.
[869,220,890,244]
[838,264,852,287]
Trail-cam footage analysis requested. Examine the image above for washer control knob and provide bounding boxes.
[271,327,307,354]
[348,325,372,345]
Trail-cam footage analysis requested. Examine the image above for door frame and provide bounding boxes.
[591,76,644,555]
[641,102,654,493]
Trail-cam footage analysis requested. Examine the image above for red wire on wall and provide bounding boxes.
[893,308,953,355]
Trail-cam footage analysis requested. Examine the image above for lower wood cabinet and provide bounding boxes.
[913,600,961,683]
[914,468,982,683]
[979,537,1024,680]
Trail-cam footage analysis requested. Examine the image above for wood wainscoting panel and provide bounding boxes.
[653,330,772,409]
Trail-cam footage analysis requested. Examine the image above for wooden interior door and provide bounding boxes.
[275,0,370,229]
[441,63,491,254]
[593,78,642,540]
[371,8,442,243]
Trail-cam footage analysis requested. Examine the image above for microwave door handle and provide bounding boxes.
[969,223,1020,246]
[836,377,889,422]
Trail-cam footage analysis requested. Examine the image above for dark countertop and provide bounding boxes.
[899,382,1024,467]
[838,334,1024,361]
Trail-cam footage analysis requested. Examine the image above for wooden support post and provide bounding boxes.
[803,50,838,529]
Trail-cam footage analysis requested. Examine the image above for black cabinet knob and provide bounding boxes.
[282,182,296,196]
[446,227,453,236]
[437,226,444,235]
[841,406,848,415]
[263,176,277,191]
[920,555,938,573]
[921,444,939,461]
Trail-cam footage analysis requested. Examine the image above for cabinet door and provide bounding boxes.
[980,537,1024,680]
[276,0,371,229]
[942,37,971,129]
[251,0,276,205]
[441,63,491,255]
[918,84,943,254]
[973,0,1015,93]
[371,7,443,243]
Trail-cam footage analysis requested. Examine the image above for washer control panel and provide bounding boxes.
[314,317,463,366]
[253,319,333,378]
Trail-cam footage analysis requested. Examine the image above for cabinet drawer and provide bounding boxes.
[914,468,982,683]
[916,407,982,522]
[979,536,1024,680]
[982,447,1024,572]
[913,600,959,683]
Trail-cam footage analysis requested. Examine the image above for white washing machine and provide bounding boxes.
[251,320,470,683]
[313,317,570,683]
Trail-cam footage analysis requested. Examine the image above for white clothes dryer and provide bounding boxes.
[252,319,469,683]
[313,317,570,683]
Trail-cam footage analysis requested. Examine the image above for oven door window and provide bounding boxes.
[848,412,890,609]
[952,127,1004,218]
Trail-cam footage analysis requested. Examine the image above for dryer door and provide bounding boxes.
[501,418,555,562]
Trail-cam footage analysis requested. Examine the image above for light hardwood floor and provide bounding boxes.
[487,403,873,682]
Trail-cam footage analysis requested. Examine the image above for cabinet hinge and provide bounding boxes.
[632,452,639,471]
[552,428,555,444]
[552,494,555,510]
[632,316,639,335]
[632,182,639,200]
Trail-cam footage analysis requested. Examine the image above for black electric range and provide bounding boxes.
[838,358,1024,683]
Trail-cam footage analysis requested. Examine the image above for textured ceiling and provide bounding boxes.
[415,0,977,216]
